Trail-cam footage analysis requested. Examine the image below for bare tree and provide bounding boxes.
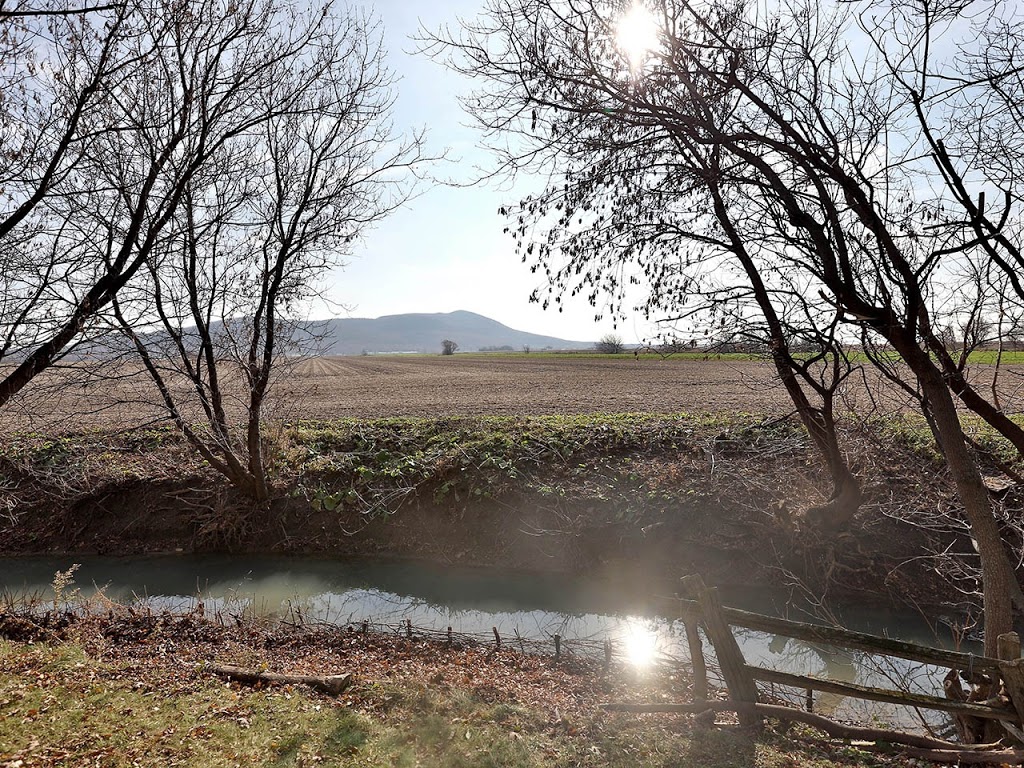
[0,0,151,377]
[1,0,382,414]
[96,4,425,503]
[595,333,624,354]
[0,0,131,239]
[441,339,458,355]
[434,0,1024,651]
[432,0,864,529]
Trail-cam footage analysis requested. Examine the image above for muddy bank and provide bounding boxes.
[0,414,1002,612]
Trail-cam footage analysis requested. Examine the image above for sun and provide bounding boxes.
[616,3,659,70]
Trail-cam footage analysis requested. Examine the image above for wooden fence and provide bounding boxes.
[605,575,1024,764]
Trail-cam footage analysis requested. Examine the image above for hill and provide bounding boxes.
[314,310,593,355]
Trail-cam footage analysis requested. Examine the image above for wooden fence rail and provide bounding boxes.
[674,598,1002,675]
[676,574,1019,724]
[606,574,1024,762]
[747,666,1013,720]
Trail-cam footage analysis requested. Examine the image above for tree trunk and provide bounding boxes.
[925,335,1024,457]
[767,347,862,530]
[907,351,1019,655]
[224,464,270,505]
[804,467,863,531]
[708,181,862,530]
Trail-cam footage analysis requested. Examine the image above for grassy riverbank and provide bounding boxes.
[0,412,1006,611]
[0,411,1012,766]
[0,611,911,768]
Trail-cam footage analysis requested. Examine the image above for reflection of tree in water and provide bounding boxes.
[765,634,857,716]
[753,631,949,730]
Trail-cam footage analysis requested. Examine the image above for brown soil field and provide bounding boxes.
[3,353,972,432]
[281,355,793,417]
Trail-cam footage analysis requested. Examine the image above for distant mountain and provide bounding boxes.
[313,310,593,355]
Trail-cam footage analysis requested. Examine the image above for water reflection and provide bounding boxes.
[765,634,858,716]
[0,553,975,727]
[619,618,659,668]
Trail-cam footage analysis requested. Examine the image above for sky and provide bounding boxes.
[320,0,657,345]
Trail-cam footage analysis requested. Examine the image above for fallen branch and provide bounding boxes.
[204,662,353,696]
[601,699,1002,752]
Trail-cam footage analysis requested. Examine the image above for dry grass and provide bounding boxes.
[0,611,914,768]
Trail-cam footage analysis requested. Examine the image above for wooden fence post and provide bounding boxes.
[682,575,761,731]
[683,618,708,701]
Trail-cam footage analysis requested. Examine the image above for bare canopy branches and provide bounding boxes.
[99,2,426,502]
[433,0,1024,652]
[0,0,426,501]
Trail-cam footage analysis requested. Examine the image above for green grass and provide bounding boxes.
[285,412,797,515]
[6,404,1023,555]
[0,639,900,768]
[4,405,1023,528]
[959,349,1024,365]
[0,640,533,768]
[455,348,1024,364]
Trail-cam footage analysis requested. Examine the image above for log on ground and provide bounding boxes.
[204,662,353,696]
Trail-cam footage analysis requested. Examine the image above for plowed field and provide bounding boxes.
[8,352,1020,432]
[279,355,791,418]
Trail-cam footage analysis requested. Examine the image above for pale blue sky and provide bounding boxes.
[323,0,655,345]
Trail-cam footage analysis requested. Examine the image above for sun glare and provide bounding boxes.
[621,618,659,668]
[616,3,659,71]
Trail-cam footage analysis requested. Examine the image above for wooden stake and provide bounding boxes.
[998,632,1024,741]
[683,618,708,701]
[999,632,1021,661]
[681,575,760,731]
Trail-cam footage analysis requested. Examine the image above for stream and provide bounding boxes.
[0,554,977,729]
